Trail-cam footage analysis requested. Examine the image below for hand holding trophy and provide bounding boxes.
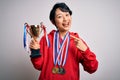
[23,22,49,53]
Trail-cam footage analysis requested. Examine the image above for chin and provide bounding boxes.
[65,26,71,30]
[64,28,70,31]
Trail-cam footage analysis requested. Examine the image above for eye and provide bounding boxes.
[66,13,70,17]
[57,15,62,18]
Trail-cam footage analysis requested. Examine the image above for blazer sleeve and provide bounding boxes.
[30,36,45,71]
[74,33,98,74]
[78,48,98,74]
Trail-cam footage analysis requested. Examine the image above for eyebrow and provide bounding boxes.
[55,12,69,17]
[56,13,62,17]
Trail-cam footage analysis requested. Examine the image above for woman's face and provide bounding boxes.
[54,8,72,32]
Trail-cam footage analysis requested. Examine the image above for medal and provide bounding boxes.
[52,67,65,74]
[52,67,59,74]
[52,31,70,74]
[58,67,65,74]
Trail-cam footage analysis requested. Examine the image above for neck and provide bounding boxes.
[59,31,68,39]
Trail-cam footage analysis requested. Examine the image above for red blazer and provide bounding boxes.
[31,30,98,80]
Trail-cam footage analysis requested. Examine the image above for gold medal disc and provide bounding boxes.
[52,67,59,74]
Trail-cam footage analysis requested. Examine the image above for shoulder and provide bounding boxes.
[48,30,56,35]
[47,30,56,38]
[70,32,80,38]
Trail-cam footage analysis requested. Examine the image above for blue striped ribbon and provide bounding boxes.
[53,31,70,66]
[23,24,27,49]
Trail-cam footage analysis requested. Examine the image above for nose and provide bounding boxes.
[63,16,67,22]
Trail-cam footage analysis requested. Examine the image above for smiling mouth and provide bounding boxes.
[62,22,69,27]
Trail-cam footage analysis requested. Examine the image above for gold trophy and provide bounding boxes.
[24,22,45,52]
[25,22,43,40]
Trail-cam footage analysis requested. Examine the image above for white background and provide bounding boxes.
[0,0,120,80]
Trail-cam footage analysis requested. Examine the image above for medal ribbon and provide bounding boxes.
[23,23,29,52]
[53,31,70,66]
[23,24,26,48]
[41,23,50,47]
[62,36,70,66]
[58,37,70,66]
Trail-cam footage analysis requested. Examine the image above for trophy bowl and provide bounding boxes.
[24,22,43,40]
[30,25,40,38]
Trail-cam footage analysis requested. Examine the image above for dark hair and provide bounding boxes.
[49,2,72,24]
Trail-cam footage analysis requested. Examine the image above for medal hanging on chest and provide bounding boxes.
[52,31,70,74]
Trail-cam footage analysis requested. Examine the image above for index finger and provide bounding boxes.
[70,35,80,40]
[31,38,37,43]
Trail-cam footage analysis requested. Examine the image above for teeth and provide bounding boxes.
[63,23,69,26]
